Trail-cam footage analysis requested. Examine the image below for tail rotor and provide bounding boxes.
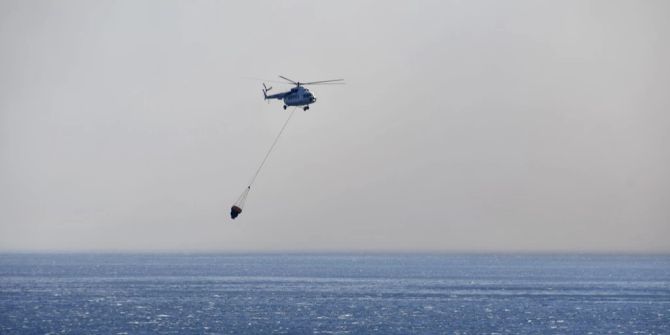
[262,83,272,101]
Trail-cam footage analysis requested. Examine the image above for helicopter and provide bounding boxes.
[262,75,344,111]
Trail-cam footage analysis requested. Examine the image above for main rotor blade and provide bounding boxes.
[278,75,298,84]
[302,79,345,85]
[303,82,346,85]
[241,77,294,85]
[264,80,295,85]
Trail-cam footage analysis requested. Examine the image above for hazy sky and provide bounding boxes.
[1,0,668,252]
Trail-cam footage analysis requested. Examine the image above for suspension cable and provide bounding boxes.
[247,108,296,188]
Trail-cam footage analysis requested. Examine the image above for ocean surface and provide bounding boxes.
[0,253,668,334]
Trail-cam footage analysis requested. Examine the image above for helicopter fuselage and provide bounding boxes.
[264,85,316,110]
[284,86,316,106]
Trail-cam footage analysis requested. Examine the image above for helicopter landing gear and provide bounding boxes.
[303,106,309,111]
[283,105,287,110]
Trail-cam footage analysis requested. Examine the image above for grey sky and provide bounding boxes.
[1,1,668,252]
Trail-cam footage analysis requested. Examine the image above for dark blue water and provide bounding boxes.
[1,254,668,334]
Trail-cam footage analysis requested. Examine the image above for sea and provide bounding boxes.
[0,253,668,334]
